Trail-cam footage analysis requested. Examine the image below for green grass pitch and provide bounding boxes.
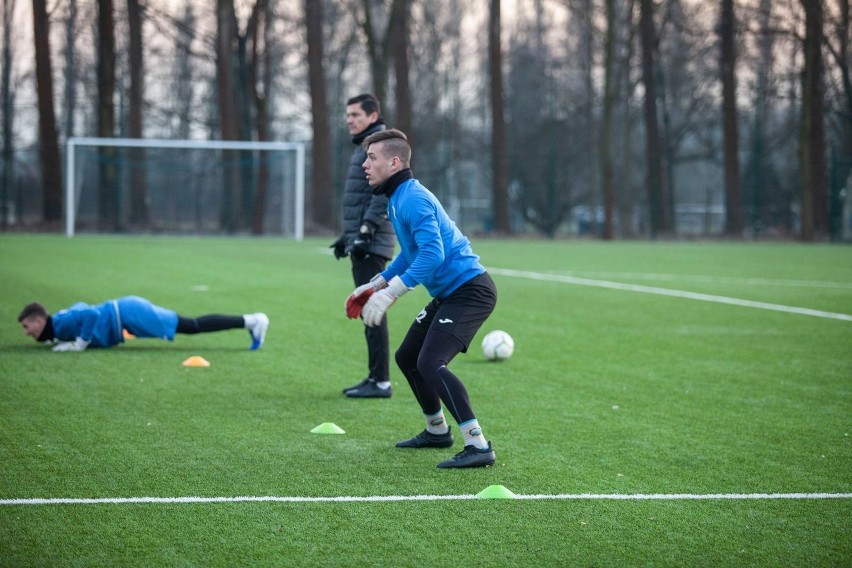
[1,234,850,566]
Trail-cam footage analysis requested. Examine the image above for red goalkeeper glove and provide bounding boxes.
[345,274,386,319]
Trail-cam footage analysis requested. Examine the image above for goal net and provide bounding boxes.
[65,137,305,239]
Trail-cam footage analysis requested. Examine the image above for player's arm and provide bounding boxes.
[52,308,97,352]
[395,199,444,288]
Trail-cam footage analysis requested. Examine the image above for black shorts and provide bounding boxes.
[410,272,497,352]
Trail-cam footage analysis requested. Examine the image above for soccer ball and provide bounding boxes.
[481,330,514,362]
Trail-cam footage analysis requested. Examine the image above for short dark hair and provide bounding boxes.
[346,93,381,116]
[362,129,412,166]
[18,302,48,322]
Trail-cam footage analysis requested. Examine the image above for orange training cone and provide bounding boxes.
[182,356,211,367]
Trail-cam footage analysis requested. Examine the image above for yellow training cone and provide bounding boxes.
[181,355,211,367]
[476,485,516,499]
[310,423,346,434]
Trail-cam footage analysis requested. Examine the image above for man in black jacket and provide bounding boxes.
[331,94,397,398]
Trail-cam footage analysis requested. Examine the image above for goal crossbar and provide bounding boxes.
[65,137,306,239]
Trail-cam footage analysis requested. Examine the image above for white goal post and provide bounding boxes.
[65,137,306,239]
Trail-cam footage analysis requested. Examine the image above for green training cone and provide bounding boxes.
[476,485,517,499]
[310,422,346,434]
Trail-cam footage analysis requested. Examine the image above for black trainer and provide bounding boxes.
[396,429,454,449]
[437,443,495,468]
[342,378,371,394]
[345,378,392,398]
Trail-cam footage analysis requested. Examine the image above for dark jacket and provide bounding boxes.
[341,121,396,260]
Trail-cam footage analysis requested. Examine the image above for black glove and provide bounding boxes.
[330,235,347,260]
[351,224,374,259]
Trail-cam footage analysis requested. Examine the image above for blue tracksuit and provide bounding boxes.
[51,296,179,348]
[381,178,485,299]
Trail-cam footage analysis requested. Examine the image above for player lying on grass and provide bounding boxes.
[345,128,498,469]
[17,296,269,352]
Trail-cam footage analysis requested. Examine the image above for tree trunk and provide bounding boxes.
[799,0,829,240]
[216,0,240,232]
[1,0,15,228]
[581,0,597,235]
[489,0,510,234]
[63,0,76,138]
[360,0,405,117]
[746,0,772,236]
[305,0,334,230]
[391,0,413,147]
[618,0,638,238]
[250,0,271,235]
[33,0,63,224]
[361,0,388,108]
[600,0,616,240]
[719,0,742,236]
[639,0,667,237]
[127,0,147,228]
[96,0,117,230]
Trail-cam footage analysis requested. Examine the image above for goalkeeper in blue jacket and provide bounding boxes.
[18,296,269,352]
[345,129,498,469]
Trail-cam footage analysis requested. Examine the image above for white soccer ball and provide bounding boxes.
[481,330,514,362]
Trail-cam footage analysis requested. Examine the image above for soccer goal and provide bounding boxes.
[65,137,305,239]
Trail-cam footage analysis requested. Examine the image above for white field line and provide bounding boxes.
[1,493,851,506]
[488,267,852,322]
[538,272,852,290]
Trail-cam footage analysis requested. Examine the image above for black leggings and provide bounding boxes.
[176,315,244,334]
[396,331,474,424]
[395,273,497,425]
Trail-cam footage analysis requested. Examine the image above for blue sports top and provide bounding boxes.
[381,178,485,299]
[51,296,179,347]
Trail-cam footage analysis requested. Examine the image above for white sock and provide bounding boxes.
[375,380,391,390]
[460,419,488,449]
[425,410,449,435]
[242,314,256,328]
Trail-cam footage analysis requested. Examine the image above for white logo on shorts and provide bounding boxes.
[438,318,453,324]
[415,309,427,323]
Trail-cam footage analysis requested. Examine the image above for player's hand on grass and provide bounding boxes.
[362,276,410,327]
[52,337,90,352]
[346,274,387,319]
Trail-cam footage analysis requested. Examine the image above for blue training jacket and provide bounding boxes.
[51,296,179,347]
[381,178,485,299]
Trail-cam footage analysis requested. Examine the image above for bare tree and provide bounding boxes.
[249,0,271,234]
[171,4,195,139]
[618,0,638,238]
[600,0,617,239]
[127,0,148,228]
[1,0,15,228]
[823,0,851,239]
[508,0,575,237]
[359,0,407,116]
[360,0,390,107]
[390,0,412,145]
[744,0,773,236]
[719,0,742,236]
[305,0,334,230]
[638,0,669,236]
[565,0,598,233]
[63,0,77,139]
[33,0,63,224]
[97,0,118,230]
[799,0,829,240]
[489,0,510,233]
[216,0,241,232]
